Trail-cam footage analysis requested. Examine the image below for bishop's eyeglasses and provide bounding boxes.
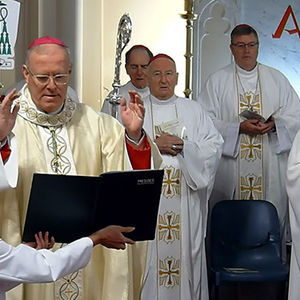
[231,42,259,49]
[24,65,70,86]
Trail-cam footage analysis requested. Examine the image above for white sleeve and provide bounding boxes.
[0,237,93,292]
[286,130,300,299]
[269,71,300,154]
[200,73,240,158]
[286,130,300,258]
[222,122,240,158]
[267,119,292,154]
[177,105,223,191]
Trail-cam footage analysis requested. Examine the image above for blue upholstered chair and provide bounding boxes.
[209,200,289,300]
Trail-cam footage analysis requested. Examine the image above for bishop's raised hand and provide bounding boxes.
[120,90,145,142]
[0,89,20,142]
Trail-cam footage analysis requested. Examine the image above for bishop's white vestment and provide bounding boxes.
[102,81,150,122]
[140,95,223,300]
[200,63,300,240]
[0,84,162,300]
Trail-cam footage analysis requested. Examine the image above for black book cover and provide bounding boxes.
[22,169,163,243]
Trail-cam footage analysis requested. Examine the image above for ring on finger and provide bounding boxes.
[171,144,177,151]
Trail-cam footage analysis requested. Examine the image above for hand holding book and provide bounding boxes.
[239,110,276,135]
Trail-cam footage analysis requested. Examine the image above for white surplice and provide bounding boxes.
[286,130,300,300]
[200,62,300,234]
[101,81,150,122]
[140,95,223,300]
[0,237,93,300]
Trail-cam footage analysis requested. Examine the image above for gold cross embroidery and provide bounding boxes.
[162,167,180,198]
[240,174,262,200]
[240,135,262,161]
[159,257,180,287]
[158,212,180,243]
[240,93,261,113]
[240,94,252,109]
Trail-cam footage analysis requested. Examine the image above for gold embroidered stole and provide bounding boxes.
[237,68,264,200]
[157,158,181,299]
[152,99,182,299]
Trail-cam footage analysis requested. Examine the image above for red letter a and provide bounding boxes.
[273,5,300,38]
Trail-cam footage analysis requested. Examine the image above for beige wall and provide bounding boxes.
[100,0,186,110]
[80,0,102,109]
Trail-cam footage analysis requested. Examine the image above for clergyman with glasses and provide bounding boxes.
[4,38,79,101]
[200,24,300,264]
[139,54,223,300]
[0,36,162,300]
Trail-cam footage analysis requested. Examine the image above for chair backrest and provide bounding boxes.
[210,200,282,270]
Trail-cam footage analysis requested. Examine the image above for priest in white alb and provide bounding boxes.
[200,24,300,259]
[140,54,223,300]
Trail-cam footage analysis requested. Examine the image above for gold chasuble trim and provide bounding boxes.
[18,86,76,127]
[46,127,72,174]
[56,269,83,299]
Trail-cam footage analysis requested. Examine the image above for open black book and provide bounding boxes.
[23,169,164,243]
[239,110,267,122]
[239,106,281,123]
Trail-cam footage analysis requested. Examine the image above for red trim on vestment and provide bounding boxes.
[0,142,11,163]
[126,137,151,170]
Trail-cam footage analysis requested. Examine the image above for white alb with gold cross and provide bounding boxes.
[141,94,224,300]
[150,96,183,299]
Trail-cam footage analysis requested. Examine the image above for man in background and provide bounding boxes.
[102,44,153,121]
